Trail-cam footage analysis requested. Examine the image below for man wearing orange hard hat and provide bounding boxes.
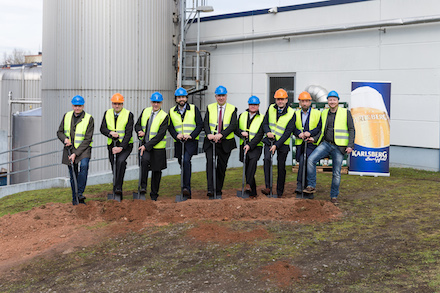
[100,93,134,200]
[292,91,322,199]
[261,88,295,198]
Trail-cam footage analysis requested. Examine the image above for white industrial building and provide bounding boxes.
[185,0,440,171]
[0,0,439,194]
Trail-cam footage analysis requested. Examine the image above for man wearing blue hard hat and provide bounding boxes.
[203,85,238,199]
[135,92,169,201]
[57,95,94,205]
[168,87,203,199]
[235,96,264,198]
[303,90,355,204]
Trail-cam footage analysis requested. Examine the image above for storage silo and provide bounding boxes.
[42,0,179,178]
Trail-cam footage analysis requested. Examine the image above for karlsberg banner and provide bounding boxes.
[349,81,391,176]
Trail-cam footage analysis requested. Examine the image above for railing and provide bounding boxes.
[0,132,207,186]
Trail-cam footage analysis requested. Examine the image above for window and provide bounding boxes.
[268,75,295,105]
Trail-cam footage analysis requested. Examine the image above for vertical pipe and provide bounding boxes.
[196,9,200,89]
[8,91,12,185]
[178,0,186,87]
[28,146,31,182]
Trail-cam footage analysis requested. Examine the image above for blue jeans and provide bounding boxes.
[68,157,90,204]
[306,141,344,198]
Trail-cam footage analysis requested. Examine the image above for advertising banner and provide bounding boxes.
[349,81,391,176]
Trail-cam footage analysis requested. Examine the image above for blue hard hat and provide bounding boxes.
[215,85,227,95]
[174,87,188,97]
[327,90,339,99]
[150,92,163,102]
[248,96,260,105]
[71,95,85,105]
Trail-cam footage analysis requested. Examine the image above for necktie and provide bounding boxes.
[145,112,156,142]
[218,106,223,133]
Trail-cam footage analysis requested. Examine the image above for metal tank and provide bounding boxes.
[42,0,179,178]
[11,107,43,184]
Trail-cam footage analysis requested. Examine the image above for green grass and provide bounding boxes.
[1,166,440,292]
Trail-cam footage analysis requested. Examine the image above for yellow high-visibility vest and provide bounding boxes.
[318,107,349,146]
[238,111,263,146]
[105,108,133,145]
[140,107,168,149]
[169,104,199,141]
[267,105,294,145]
[294,108,321,146]
[207,103,235,139]
[64,111,93,148]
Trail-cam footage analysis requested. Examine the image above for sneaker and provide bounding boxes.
[330,198,338,205]
[303,186,316,194]
[261,188,271,195]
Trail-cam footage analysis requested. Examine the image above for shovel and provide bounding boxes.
[133,147,146,200]
[301,140,308,199]
[237,139,250,198]
[67,146,80,205]
[267,139,278,198]
[175,140,189,202]
[107,138,121,202]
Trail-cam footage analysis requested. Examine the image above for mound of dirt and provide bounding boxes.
[0,189,341,273]
[259,260,303,287]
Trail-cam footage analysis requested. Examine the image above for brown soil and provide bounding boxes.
[0,187,341,287]
[259,260,303,287]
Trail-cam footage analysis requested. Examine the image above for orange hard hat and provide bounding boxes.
[111,93,124,103]
[274,88,288,99]
[298,91,312,101]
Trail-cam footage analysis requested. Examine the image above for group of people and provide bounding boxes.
[57,86,355,206]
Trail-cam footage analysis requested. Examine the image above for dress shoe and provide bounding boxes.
[245,184,251,192]
[115,189,123,196]
[261,188,271,195]
[182,188,190,196]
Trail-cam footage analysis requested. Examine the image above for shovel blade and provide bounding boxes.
[236,190,250,199]
[175,194,189,202]
[266,194,278,198]
[107,193,122,202]
[133,192,146,200]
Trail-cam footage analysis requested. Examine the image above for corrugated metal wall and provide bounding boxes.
[42,0,178,178]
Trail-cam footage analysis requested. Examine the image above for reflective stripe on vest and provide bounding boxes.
[318,107,349,146]
[140,107,168,149]
[208,103,235,139]
[268,105,294,145]
[294,108,321,146]
[64,111,93,148]
[238,112,263,146]
[169,104,199,141]
[105,108,133,145]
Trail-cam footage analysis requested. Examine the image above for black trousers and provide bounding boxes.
[239,145,262,196]
[140,151,162,197]
[263,144,289,196]
[108,144,133,192]
[205,144,231,195]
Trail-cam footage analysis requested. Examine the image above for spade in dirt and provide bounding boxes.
[67,145,80,205]
[133,148,146,200]
[267,139,278,198]
[237,139,250,198]
[175,140,190,202]
[108,138,122,202]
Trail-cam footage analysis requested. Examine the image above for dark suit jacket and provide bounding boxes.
[203,103,237,153]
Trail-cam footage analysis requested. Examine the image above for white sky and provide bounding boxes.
[0,0,321,58]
